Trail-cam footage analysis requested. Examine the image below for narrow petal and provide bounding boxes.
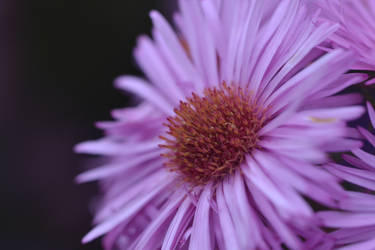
[243,156,290,211]
[253,152,313,216]
[75,151,161,183]
[134,36,185,104]
[338,238,375,250]
[250,184,303,249]
[189,184,213,250]
[115,76,173,115]
[317,211,375,228]
[326,164,375,190]
[298,106,365,121]
[340,192,375,212]
[82,173,173,243]
[132,192,186,250]
[150,10,203,93]
[367,102,375,128]
[352,148,375,169]
[223,171,266,249]
[162,197,194,250]
[74,138,160,156]
[216,182,241,250]
[358,126,375,148]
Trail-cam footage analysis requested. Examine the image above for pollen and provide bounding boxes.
[159,83,267,186]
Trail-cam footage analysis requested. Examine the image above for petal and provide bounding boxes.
[82,172,173,243]
[367,102,375,128]
[253,152,312,216]
[250,184,303,249]
[243,155,290,211]
[189,184,213,250]
[132,192,186,249]
[150,10,203,93]
[358,126,375,148]
[302,93,363,110]
[179,0,218,87]
[95,171,169,224]
[298,106,365,121]
[326,164,375,190]
[75,151,161,183]
[317,211,375,228]
[340,192,375,212]
[223,171,266,249]
[134,36,184,104]
[162,197,195,250]
[338,238,375,250]
[352,148,375,169]
[216,182,241,250]
[115,76,173,115]
[74,138,160,156]
[343,154,374,171]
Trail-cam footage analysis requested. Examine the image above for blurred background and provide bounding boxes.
[0,0,176,249]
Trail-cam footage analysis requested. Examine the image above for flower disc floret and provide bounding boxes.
[159,83,267,185]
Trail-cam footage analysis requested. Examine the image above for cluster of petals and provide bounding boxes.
[75,0,375,249]
[309,103,375,250]
[307,0,375,82]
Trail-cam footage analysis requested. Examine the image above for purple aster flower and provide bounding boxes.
[309,0,375,72]
[76,1,365,249]
[314,102,375,250]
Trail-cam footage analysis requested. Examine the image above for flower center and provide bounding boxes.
[159,83,266,186]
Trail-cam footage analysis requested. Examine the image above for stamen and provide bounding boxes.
[159,83,267,186]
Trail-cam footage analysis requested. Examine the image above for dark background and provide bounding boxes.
[0,1,175,249]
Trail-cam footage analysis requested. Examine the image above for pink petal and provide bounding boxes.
[162,197,194,250]
[134,36,184,104]
[82,173,172,243]
[326,164,375,190]
[358,126,375,148]
[216,182,241,250]
[150,11,202,93]
[251,185,302,249]
[115,76,173,115]
[317,211,375,228]
[243,156,290,210]
[338,237,375,250]
[223,171,266,249]
[352,148,375,169]
[367,102,375,128]
[189,184,213,250]
[74,138,160,156]
[75,151,161,183]
[132,192,185,249]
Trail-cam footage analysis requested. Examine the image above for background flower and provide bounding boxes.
[307,0,375,84]
[313,102,375,250]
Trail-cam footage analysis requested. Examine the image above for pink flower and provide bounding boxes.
[310,0,375,71]
[76,1,365,249]
[314,102,375,250]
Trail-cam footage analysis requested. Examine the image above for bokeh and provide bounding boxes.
[0,0,173,249]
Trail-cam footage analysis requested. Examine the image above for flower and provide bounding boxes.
[314,102,375,250]
[76,0,365,249]
[309,0,375,72]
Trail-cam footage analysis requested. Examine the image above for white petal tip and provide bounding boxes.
[366,101,373,112]
[74,174,87,184]
[114,76,128,89]
[74,143,85,153]
[82,229,102,244]
[149,10,160,19]
[81,236,92,244]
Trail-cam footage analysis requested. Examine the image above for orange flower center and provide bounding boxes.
[159,83,267,186]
